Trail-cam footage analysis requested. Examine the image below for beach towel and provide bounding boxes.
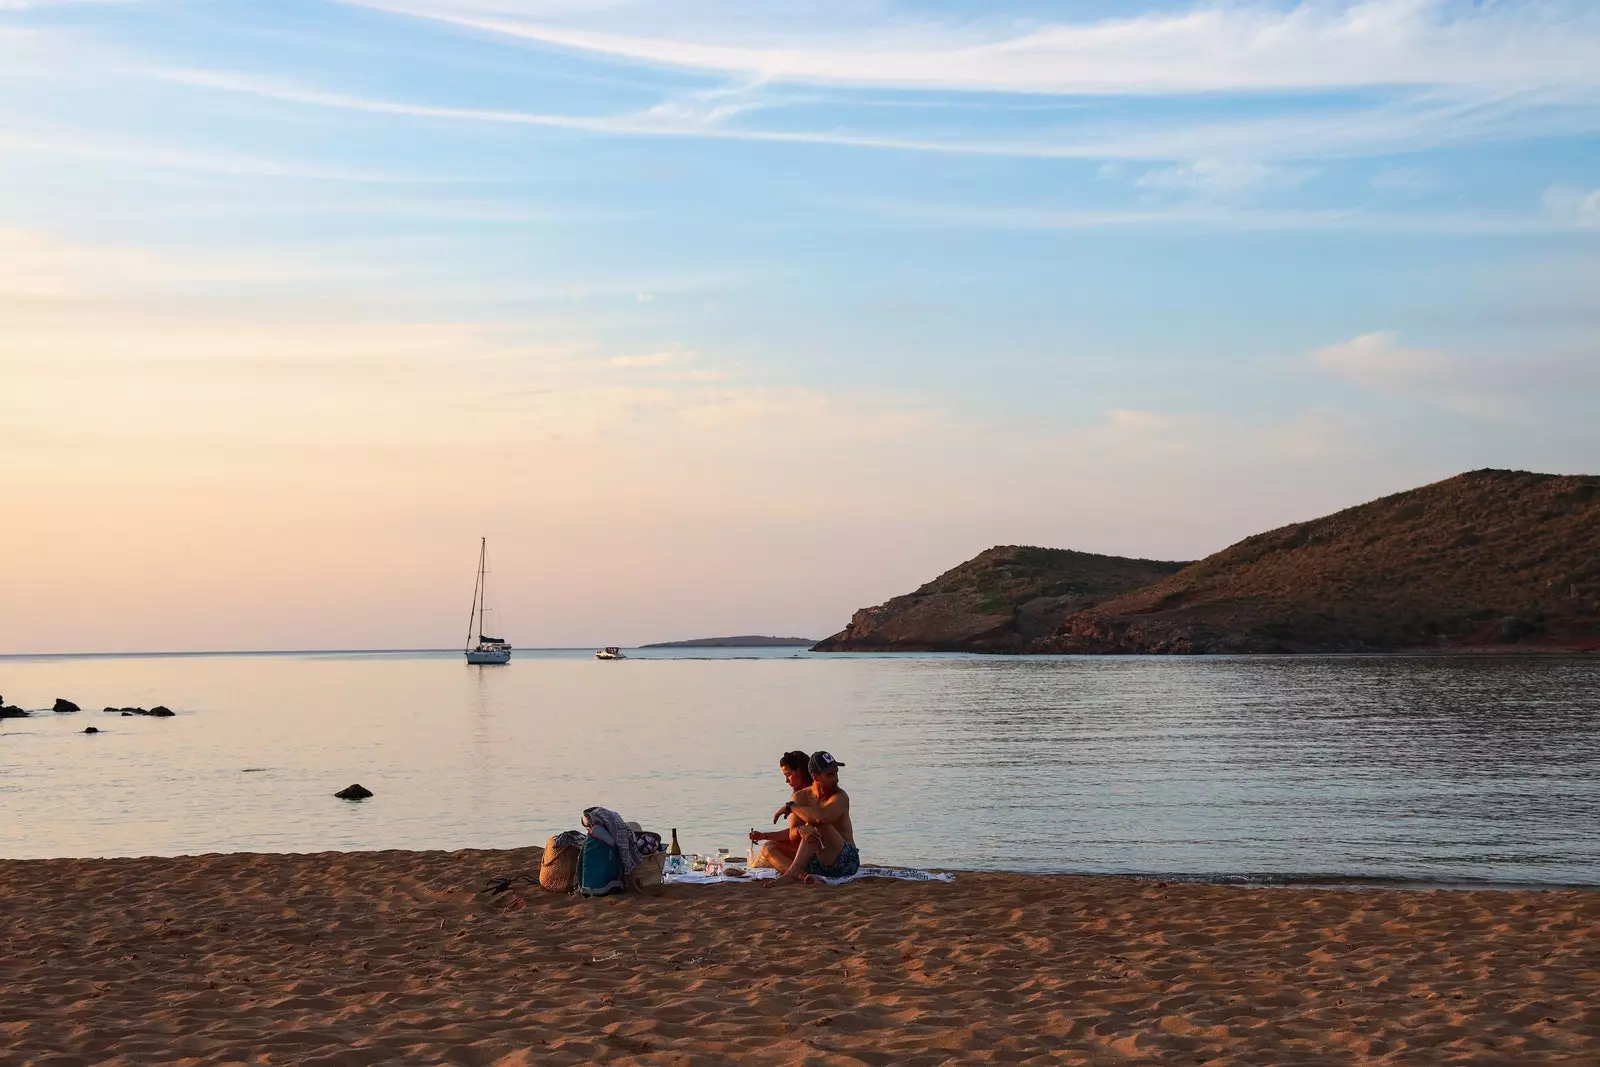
[666,866,954,886]
[581,806,645,876]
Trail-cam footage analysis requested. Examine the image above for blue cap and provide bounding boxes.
[809,750,845,775]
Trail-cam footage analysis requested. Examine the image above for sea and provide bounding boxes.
[2,649,1597,887]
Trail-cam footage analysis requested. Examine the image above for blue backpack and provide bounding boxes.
[577,833,623,897]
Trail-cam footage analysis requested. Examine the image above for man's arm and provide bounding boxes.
[760,788,813,840]
[788,789,848,827]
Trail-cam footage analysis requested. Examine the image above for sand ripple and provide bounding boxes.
[2,850,1596,1064]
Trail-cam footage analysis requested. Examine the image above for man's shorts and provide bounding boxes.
[806,842,860,879]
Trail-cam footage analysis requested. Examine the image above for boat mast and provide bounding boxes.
[478,538,488,641]
[465,537,485,652]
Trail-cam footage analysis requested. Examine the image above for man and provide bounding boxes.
[766,751,858,886]
[748,751,812,870]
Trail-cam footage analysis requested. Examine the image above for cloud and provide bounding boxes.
[834,197,1572,235]
[1311,330,1451,390]
[1543,184,1600,227]
[129,55,1600,169]
[610,350,681,367]
[1369,165,1432,195]
[609,348,729,380]
[1309,330,1600,421]
[1134,159,1315,197]
[341,1,1600,96]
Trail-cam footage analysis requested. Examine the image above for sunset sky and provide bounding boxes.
[3,0,1598,652]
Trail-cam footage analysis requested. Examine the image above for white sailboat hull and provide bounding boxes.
[466,648,512,665]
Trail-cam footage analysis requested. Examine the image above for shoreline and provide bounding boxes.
[5,848,1597,1065]
[3,848,1595,892]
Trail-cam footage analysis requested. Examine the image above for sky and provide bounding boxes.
[2,0,1598,652]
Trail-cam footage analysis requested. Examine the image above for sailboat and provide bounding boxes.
[464,538,512,665]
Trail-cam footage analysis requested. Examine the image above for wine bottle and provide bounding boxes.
[669,828,682,856]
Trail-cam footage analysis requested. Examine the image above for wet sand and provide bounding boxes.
[2,848,1596,1065]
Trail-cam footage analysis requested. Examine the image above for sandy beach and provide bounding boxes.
[2,849,1596,1066]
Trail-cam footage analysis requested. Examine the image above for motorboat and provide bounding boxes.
[595,646,626,660]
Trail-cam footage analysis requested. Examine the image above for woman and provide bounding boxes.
[748,750,812,869]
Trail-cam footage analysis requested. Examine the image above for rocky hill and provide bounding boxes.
[812,546,1189,652]
[1042,469,1600,654]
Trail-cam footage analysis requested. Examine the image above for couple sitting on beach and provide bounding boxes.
[748,750,860,886]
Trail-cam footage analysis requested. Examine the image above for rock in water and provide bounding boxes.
[53,698,80,713]
[84,727,100,735]
[0,705,29,719]
[335,783,374,800]
[147,706,175,717]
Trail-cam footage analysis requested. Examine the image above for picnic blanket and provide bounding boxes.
[665,865,954,886]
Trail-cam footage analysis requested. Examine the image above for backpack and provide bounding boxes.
[539,834,582,893]
[576,833,624,897]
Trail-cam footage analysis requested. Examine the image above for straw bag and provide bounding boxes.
[540,834,582,893]
[628,851,668,892]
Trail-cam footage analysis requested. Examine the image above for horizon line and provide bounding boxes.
[0,644,822,659]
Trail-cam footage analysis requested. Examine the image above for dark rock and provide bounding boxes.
[121,711,133,717]
[147,706,175,717]
[334,783,374,800]
[119,707,142,715]
[0,705,29,719]
[53,698,80,713]
[1496,616,1537,643]
[84,727,100,734]
[103,706,119,713]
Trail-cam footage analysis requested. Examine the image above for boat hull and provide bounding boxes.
[466,649,512,665]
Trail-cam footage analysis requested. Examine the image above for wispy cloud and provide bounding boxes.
[0,126,422,183]
[1544,184,1600,228]
[610,350,680,367]
[1369,165,1432,196]
[134,65,1600,166]
[834,197,1582,235]
[1134,159,1315,197]
[342,0,1600,96]
[1309,330,1600,421]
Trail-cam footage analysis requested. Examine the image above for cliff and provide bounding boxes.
[812,546,1189,652]
[1042,469,1600,654]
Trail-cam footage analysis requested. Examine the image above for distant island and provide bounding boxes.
[815,469,1600,655]
[642,635,818,648]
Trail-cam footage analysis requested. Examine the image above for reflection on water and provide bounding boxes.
[1,650,1596,885]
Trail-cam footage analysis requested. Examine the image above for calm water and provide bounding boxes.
[2,650,1597,885]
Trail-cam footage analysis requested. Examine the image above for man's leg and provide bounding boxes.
[768,824,845,886]
[808,823,845,868]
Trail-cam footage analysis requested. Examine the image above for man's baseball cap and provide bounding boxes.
[809,751,845,776]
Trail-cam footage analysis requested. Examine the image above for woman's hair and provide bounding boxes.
[779,750,814,785]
